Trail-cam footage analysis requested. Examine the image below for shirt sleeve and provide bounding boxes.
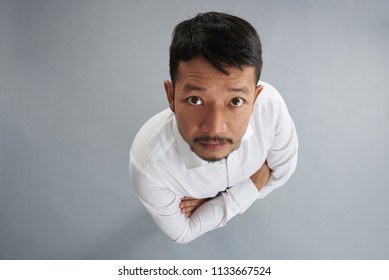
[130,162,260,244]
[180,98,299,242]
[130,88,298,244]
[258,98,298,198]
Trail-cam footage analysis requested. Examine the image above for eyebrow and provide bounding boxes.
[227,86,249,95]
[183,84,206,93]
[183,84,250,95]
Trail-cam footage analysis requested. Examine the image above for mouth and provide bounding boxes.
[199,141,227,150]
[194,136,233,151]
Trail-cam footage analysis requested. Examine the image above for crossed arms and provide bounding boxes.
[131,99,298,244]
[180,162,271,218]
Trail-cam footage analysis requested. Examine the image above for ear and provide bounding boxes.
[254,84,264,104]
[164,80,175,113]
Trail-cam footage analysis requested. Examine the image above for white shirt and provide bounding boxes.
[130,81,298,244]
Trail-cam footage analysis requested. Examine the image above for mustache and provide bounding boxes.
[194,135,233,145]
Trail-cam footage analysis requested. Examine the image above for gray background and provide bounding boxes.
[1,0,388,259]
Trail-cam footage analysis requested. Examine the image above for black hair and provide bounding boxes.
[169,12,262,86]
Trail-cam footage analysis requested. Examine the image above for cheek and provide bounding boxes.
[176,110,200,135]
[229,112,252,137]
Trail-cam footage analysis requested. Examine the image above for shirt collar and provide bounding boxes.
[172,117,254,169]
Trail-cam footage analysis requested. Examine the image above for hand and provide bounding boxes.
[250,161,271,191]
[180,196,210,218]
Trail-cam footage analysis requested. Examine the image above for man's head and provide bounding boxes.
[169,12,263,86]
[164,12,264,162]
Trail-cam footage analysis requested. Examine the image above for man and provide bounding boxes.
[130,12,298,244]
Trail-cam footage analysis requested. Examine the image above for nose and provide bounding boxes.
[200,106,228,134]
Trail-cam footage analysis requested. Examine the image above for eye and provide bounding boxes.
[187,96,203,106]
[229,97,244,107]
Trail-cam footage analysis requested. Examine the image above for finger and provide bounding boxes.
[180,199,195,208]
[181,208,195,216]
[180,200,191,209]
[180,199,199,210]
[185,211,193,218]
[180,199,204,209]
[181,205,198,212]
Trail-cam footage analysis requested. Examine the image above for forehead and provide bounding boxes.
[176,57,257,86]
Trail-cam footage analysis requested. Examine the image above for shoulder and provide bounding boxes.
[251,81,291,127]
[256,81,285,105]
[253,81,288,115]
[130,109,176,174]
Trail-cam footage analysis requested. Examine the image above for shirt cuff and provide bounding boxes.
[227,178,260,214]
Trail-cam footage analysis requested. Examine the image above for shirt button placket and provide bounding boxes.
[227,152,240,187]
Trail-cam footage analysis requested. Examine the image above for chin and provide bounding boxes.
[198,155,226,163]
[191,147,232,163]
